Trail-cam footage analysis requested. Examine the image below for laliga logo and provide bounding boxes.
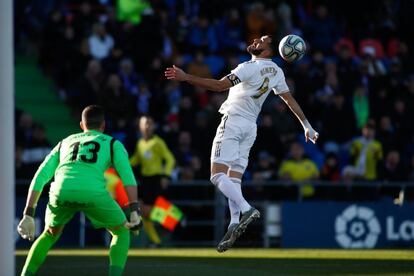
[335,205,381,248]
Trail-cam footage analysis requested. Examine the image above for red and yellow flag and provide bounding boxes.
[105,168,129,208]
[150,196,183,231]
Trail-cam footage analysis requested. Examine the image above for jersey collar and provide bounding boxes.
[252,57,272,61]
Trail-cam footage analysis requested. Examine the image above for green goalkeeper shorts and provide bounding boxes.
[45,190,127,229]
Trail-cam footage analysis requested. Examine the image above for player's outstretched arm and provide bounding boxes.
[112,140,142,234]
[279,92,319,144]
[165,65,232,92]
[17,143,60,241]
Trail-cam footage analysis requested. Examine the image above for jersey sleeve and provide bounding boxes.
[272,69,289,94]
[29,142,61,192]
[113,140,137,186]
[129,141,140,167]
[158,138,175,177]
[226,62,255,86]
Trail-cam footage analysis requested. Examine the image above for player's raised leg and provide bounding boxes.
[217,179,241,252]
[228,132,261,236]
[216,172,259,252]
[210,163,251,213]
[21,226,63,276]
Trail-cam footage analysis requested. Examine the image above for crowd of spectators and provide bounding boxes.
[15,0,414,186]
[15,109,52,180]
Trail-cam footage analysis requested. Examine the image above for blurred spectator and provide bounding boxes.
[88,23,114,60]
[349,123,383,180]
[391,98,412,145]
[172,13,191,52]
[187,51,212,78]
[253,114,283,160]
[305,4,338,53]
[100,74,136,123]
[16,146,34,179]
[245,3,275,46]
[279,142,319,181]
[334,38,356,57]
[72,59,105,110]
[270,99,298,147]
[252,151,276,182]
[336,42,358,94]
[136,83,152,115]
[279,142,319,198]
[22,124,51,166]
[118,58,140,96]
[174,131,195,168]
[188,16,218,53]
[251,150,276,198]
[321,93,356,145]
[320,152,340,181]
[277,2,294,36]
[377,115,397,153]
[360,46,386,77]
[72,2,96,38]
[315,69,339,105]
[16,112,34,146]
[378,150,406,181]
[217,9,245,53]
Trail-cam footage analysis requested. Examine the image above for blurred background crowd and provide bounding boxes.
[14,0,414,186]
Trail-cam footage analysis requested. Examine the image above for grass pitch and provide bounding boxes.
[16,248,414,275]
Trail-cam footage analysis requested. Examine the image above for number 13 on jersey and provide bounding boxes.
[70,141,101,163]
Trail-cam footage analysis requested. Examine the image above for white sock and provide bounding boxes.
[211,173,251,213]
[228,178,242,225]
[228,199,240,225]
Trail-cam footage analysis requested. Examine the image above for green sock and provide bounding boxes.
[109,226,130,276]
[21,230,61,276]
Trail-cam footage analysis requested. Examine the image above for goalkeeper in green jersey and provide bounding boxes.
[17,105,142,276]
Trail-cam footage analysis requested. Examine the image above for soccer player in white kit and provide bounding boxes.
[165,35,319,252]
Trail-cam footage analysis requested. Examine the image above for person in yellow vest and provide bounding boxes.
[130,116,175,245]
[279,142,319,197]
[350,122,383,180]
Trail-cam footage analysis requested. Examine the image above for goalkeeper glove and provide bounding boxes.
[125,202,142,235]
[17,206,36,241]
[301,119,319,144]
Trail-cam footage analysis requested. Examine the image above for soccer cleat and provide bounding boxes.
[217,223,239,253]
[234,207,260,236]
[216,208,261,253]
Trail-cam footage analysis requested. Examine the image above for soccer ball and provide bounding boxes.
[278,34,306,62]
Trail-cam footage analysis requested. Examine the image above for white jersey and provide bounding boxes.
[219,58,289,122]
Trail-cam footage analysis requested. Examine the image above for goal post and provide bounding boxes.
[0,0,15,274]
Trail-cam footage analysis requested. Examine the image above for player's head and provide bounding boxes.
[247,35,278,58]
[80,105,105,132]
[139,115,155,138]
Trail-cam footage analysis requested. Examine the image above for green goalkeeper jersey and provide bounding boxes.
[29,130,137,195]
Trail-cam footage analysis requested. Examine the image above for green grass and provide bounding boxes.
[16,248,414,275]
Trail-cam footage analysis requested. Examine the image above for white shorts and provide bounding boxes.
[210,114,257,174]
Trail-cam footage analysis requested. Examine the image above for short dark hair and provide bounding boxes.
[82,105,105,129]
